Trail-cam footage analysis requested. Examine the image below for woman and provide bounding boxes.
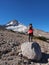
[28,24,33,42]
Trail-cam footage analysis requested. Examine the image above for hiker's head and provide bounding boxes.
[29,24,33,29]
[29,24,32,27]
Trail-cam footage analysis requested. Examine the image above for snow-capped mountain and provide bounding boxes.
[6,20,27,33]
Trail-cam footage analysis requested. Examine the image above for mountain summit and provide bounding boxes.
[6,20,19,26]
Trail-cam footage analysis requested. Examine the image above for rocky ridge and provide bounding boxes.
[0,29,49,65]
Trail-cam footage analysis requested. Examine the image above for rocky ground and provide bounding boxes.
[0,29,49,65]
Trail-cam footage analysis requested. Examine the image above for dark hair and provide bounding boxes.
[29,24,32,26]
[29,24,33,30]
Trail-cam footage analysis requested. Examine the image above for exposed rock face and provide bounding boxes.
[21,42,42,61]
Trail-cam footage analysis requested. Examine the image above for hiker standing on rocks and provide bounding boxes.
[28,24,33,42]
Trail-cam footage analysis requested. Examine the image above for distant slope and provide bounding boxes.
[34,29,49,38]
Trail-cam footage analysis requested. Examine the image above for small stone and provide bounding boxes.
[48,59,49,62]
[8,57,13,60]
[23,59,28,64]
[31,62,34,64]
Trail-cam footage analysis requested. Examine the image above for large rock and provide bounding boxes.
[21,42,42,61]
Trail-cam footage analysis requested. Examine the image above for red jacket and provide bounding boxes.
[28,29,33,34]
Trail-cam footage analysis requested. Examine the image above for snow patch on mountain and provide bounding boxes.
[6,23,27,33]
[7,21,13,25]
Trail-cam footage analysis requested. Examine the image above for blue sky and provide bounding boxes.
[0,0,49,32]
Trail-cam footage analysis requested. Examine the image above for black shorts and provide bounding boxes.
[29,33,33,42]
[29,33,33,37]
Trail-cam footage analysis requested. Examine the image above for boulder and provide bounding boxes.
[21,42,42,61]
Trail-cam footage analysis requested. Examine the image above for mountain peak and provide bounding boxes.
[6,20,19,26]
